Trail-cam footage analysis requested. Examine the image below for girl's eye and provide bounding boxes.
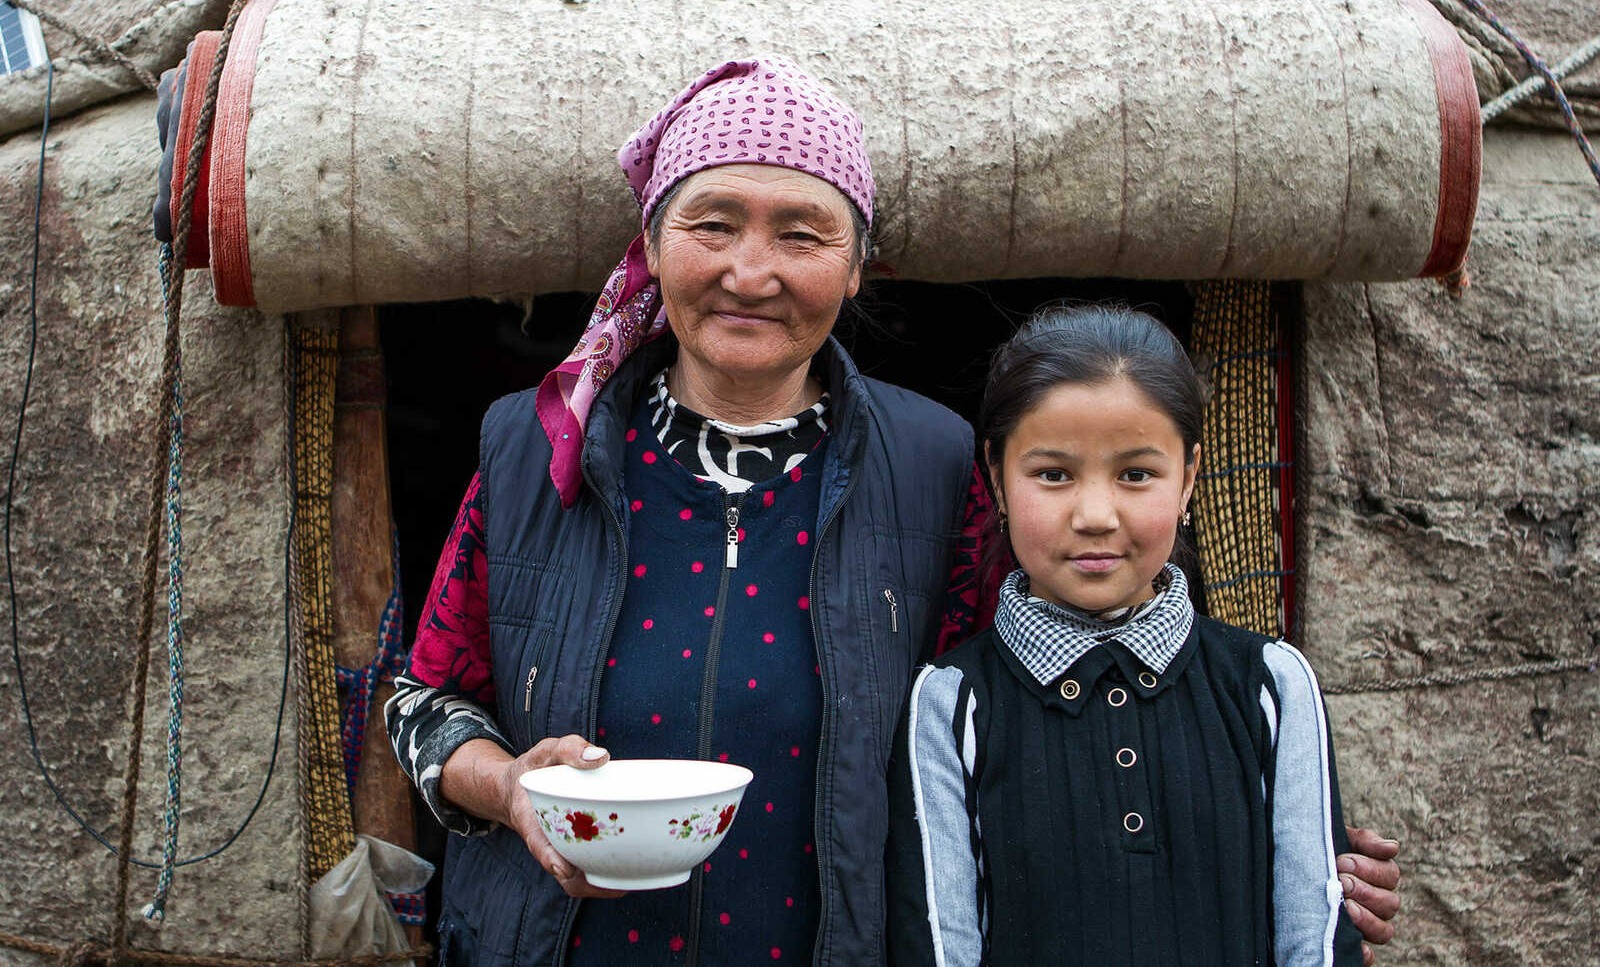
[1038,469,1069,483]
[1121,468,1155,483]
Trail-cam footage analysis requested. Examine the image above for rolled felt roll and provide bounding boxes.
[159,0,1480,312]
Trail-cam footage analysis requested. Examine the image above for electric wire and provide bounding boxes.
[4,55,293,872]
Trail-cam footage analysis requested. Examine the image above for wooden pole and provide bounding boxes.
[330,306,423,946]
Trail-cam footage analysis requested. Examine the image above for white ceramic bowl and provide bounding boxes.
[518,759,754,890]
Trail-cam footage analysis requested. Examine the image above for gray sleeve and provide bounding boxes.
[904,664,984,967]
[1262,641,1348,967]
[384,672,515,836]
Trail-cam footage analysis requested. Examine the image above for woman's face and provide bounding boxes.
[646,164,862,393]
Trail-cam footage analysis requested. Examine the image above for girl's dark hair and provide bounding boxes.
[978,304,1205,571]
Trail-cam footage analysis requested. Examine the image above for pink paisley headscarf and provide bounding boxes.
[535,57,875,508]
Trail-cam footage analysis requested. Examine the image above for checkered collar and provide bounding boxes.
[993,564,1196,687]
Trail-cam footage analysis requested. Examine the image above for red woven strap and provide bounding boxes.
[171,31,219,269]
[1404,0,1482,277]
[208,0,279,307]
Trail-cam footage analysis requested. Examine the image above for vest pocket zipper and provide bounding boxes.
[523,663,539,712]
[882,587,899,633]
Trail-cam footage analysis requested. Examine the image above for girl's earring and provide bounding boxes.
[1181,509,1192,527]
[998,511,1009,535]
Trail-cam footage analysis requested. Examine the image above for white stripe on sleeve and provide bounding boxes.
[907,665,983,967]
[1263,640,1344,967]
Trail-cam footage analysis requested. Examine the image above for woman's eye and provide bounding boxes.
[782,231,821,244]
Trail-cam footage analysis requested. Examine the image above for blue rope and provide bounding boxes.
[141,244,185,925]
[1459,0,1600,189]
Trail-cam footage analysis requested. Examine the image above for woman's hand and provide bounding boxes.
[439,735,627,899]
[1339,825,1401,965]
[500,735,628,899]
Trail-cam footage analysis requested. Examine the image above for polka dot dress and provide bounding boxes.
[568,396,827,965]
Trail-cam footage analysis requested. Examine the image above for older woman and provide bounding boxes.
[386,59,1399,966]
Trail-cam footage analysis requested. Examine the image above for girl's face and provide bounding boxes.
[989,376,1199,615]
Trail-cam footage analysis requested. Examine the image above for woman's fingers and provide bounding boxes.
[1362,941,1376,966]
[1345,825,1401,865]
[504,734,621,897]
[1338,851,1401,917]
[1343,894,1397,946]
[517,734,610,772]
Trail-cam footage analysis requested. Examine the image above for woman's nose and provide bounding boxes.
[720,234,782,300]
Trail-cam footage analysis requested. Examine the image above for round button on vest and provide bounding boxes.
[1059,679,1081,700]
[1115,747,1137,768]
[1106,686,1128,707]
[1123,812,1145,833]
[1138,671,1159,689]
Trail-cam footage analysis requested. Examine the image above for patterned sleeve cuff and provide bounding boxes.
[385,673,515,837]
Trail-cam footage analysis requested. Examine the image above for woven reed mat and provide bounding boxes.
[291,321,355,880]
[1190,280,1288,639]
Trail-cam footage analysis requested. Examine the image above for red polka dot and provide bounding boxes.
[691,561,705,573]
[745,584,759,596]
[796,530,809,545]
[628,929,640,943]
[737,527,746,542]
[718,752,729,762]
[704,606,716,617]
[633,564,648,577]
[607,657,617,667]
[719,912,731,926]
[790,746,800,757]
[651,713,662,725]
[669,936,685,952]
[572,935,582,947]
[763,491,776,507]
[703,861,713,872]
[642,451,657,465]
[785,897,794,908]
[643,619,654,630]
[765,802,775,813]
[631,499,643,512]
[790,467,803,481]
[771,949,782,960]
[803,843,814,854]
[679,508,693,520]
[739,848,749,859]
[626,428,638,442]
[814,664,820,675]
[798,596,810,610]
[682,648,692,658]
[597,727,606,738]
[763,632,775,643]
[747,678,758,689]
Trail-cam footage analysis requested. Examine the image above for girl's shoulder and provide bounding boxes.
[928,624,1003,677]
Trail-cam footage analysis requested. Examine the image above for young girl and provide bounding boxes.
[887,306,1363,966]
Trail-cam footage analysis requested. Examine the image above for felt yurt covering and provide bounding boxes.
[158,0,1480,314]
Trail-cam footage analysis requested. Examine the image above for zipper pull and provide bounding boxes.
[725,504,740,569]
[882,588,899,633]
[523,665,539,712]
